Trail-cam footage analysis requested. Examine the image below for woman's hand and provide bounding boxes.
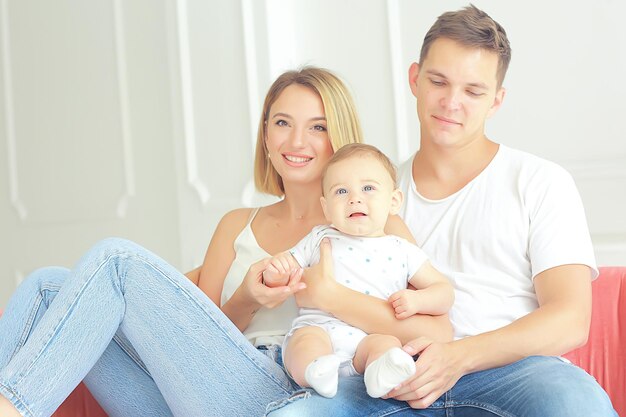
[295,238,339,310]
[383,337,466,409]
[241,257,306,309]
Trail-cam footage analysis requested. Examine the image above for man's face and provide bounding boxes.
[409,38,504,149]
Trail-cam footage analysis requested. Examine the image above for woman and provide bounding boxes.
[0,67,450,417]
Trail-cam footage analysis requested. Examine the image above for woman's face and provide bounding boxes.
[265,84,333,189]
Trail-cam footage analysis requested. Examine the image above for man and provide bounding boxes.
[267,5,616,416]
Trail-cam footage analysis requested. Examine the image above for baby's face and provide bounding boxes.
[321,155,401,237]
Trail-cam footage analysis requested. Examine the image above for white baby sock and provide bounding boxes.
[364,347,416,398]
[304,354,342,398]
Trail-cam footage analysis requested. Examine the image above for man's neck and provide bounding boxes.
[412,138,499,200]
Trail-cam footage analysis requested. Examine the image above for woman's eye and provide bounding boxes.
[336,188,347,195]
[276,120,288,127]
[363,185,374,192]
[312,124,327,132]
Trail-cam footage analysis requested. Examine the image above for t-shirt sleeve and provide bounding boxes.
[289,225,326,268]
[404,240,429,284]
[526,164,598,280]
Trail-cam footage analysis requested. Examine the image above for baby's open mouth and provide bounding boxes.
[349,212,367,217]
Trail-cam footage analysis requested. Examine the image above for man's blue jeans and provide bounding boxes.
[266,354,617,416]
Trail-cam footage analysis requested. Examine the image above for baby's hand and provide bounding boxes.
[389,289,421,319]
[262,252,301,288]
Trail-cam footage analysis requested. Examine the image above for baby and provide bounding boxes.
[263,143,454,398]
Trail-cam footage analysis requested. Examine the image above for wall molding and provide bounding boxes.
[2,0,137,222]
[385,0,410,162]
[112,0,136,218]
[175,0,211,206]
[1,0,27,221]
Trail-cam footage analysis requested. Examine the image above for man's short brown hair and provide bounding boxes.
[420,4,511,87]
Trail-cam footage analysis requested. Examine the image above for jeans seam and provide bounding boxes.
[13,284,62,366]
[0,380,35,417]
[12,253,125,386]
[112,334,152,377]
[446,400,516,417]
[13,293,43,361]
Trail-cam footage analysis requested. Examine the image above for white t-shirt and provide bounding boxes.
[290,225,429,319]
[397,144,597,340]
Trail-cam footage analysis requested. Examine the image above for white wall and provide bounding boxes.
[2,0,625,308]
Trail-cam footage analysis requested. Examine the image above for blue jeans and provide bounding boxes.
[0,238,295,417]
[266,356,617,416]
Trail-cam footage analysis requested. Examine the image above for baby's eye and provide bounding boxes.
[363,185,375,192]
[335,188,348,195]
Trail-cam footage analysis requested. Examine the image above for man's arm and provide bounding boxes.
[388,263,592,408]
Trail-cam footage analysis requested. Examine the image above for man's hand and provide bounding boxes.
[295,238,338,310]
[384,337,466,409]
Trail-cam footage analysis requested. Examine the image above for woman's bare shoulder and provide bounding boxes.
[217,207,257,234]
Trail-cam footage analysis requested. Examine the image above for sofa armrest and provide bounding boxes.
[563,266,626,417]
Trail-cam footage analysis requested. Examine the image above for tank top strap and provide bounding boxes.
[246,207,261,226]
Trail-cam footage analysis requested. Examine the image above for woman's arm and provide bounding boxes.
[185,266,201,285]
[385,214,416,243]
[197,208,263,332]
[296,239,453,344]
[197,208,305,333]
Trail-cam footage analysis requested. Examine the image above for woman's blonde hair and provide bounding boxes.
[254,67,363,196]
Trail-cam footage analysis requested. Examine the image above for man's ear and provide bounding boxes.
[408,62,420,98]
[487,87,506,119]
[389,189,404,216]
[320,196,331,221]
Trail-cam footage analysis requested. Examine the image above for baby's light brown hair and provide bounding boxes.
[321,143,397,195]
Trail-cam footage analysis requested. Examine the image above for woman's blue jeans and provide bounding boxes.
[0,238,294,417]
[0,238,617,417]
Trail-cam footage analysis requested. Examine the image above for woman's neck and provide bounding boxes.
[280,182,326,222]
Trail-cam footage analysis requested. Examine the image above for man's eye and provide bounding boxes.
[467,90,483,97]
[336,188,347,195]
[430,79,444,86]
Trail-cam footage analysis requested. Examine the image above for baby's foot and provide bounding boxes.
[364,347,415,398]
[304,354,341,398]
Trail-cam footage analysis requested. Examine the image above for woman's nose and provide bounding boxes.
[289,128,305,147]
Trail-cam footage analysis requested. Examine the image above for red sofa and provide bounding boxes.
[3,267,624,416]
[562,266,625,416]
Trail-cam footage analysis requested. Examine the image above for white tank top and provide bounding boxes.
[220,208,299,347]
